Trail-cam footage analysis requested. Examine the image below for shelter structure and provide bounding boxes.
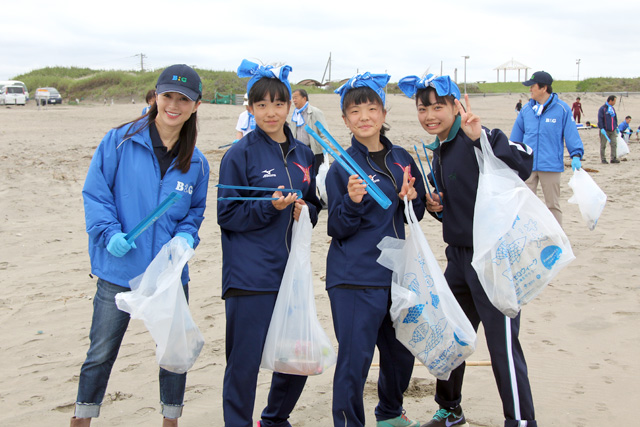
[494,59,530,83]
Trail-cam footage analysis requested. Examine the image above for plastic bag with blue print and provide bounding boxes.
[471,130,575,318]
[260,205,337,376]
[377,198,477,381]
[115,236,204,374]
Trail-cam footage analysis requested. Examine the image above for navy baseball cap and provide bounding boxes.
[522,71,553,86]
[156,64,202,101]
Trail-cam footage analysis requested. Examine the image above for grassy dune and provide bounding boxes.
[11,67,640,103]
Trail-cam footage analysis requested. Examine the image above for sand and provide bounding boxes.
[1,92,639,426]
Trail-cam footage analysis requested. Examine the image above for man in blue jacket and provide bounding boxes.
[510,70,584,227]
[598,95,620,164]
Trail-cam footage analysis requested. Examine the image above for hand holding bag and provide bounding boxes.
[377,198,477,381]
[115,236,204,374]
[471,130,575,318]
[567,168,607,231]
[260,205,337,375]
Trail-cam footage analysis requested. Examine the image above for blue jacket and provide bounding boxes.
[618,121,630,133]
[598,103,618,132]
[83,120,210,288]
[431,117,533,248]
[217,124,322,296]
[510,94,584,172]
[325,135,426,290]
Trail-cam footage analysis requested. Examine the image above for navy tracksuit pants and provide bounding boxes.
[437,246,537,427]
[223,293,308,427]
[328,286,415,427]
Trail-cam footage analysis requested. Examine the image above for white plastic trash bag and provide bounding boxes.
[377,198,476,381]
[471,130,575,318]
[616,135,629,158]
[316,152,330,205]
[115,236,204,374]
[261,205,337,376]
[568,168,607,231]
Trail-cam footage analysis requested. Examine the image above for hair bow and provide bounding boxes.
[237,59,293,98]
[398,74,461,100]
[334,72,390,108]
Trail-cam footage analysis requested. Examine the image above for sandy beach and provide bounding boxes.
[1,91,639,426]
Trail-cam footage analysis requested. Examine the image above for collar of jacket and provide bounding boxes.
[252,122,295,145]
[350,133,394,155]
[434,115,462,147]
[527,92,557,115]
[117,119,153,150]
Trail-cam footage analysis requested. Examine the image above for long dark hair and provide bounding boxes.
[119,101,199,174]
[341,86,390,136]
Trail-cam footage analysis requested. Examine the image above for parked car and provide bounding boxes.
[35,87,63,105]
[0,85,26,105]
[0,80,29,100]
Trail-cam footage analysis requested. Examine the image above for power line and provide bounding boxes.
[133,53,147,72]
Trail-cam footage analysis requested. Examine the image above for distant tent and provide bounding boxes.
[295,78,350,88]
[494,59,531,83]
[297,79,324,87]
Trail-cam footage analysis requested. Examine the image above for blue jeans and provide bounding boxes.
[74,278,188,419]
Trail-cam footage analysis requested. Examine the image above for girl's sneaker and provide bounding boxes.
[376,411,420,426]
[424,406,467,426]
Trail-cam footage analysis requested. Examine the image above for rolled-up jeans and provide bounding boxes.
[74,278,188,419]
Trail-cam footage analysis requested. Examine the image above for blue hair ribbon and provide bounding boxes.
[334,72,390,109]
[237,59,293,98]
[398,74,461,100]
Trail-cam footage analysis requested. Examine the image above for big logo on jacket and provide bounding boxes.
[293,162,312,185]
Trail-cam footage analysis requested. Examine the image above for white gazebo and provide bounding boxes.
[494,59,531,83]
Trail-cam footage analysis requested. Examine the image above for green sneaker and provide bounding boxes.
[376,411,420,427]
[424,406,467,427]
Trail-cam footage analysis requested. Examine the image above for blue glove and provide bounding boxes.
[176,232,194,248]
[571,156,581,171]
[107,233,136,257]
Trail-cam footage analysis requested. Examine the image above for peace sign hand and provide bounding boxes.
[455,94,482,142]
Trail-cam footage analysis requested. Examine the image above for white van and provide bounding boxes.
[0,80,29,100]
[0,85,26,105]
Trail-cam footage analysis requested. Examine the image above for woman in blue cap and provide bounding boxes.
[217,59,322,427]
[70,64,209,427]
[397,74,536,427]
[325,72,426,427]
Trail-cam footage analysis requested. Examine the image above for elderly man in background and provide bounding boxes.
[291,89,330,176]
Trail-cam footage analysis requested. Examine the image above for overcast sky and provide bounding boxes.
[3,0,638,86]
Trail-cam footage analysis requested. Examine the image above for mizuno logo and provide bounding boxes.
[262,168,276,178]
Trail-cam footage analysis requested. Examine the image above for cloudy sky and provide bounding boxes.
[3,0,638,86]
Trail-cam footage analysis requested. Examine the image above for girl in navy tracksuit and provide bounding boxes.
[325,73,426,427]
[217,59,322,427]
[398,74,536,427]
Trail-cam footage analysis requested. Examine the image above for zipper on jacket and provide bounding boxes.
[281,143,295,254]
[366,151,399,238]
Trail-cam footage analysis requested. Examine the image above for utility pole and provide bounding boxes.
[134,53,147,72]
[462,55,470,94]
[576,59,581,81]
[321,52,332,85]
